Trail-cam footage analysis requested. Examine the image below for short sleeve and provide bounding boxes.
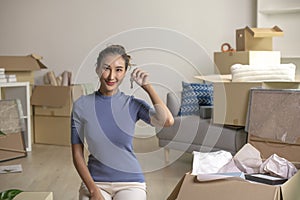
[71,102,84,144]
[133,98,154,125]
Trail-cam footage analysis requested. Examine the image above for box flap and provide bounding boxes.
[282,171,300,200]
[245,26,284,38]
[0,54,47,71]
[167,174,186,200]
[31,86,71,107]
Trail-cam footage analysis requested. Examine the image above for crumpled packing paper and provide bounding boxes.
[260,154,298,179]
[191,150,233,175]
[233,143,263,173]
[191,143,298,181]
[218,159,242,173]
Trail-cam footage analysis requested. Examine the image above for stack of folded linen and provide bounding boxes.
[231,63,296,82]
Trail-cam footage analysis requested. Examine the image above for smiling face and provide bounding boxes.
[97,54,127,96]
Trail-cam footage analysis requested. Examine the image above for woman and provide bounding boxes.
[71,44,174,200]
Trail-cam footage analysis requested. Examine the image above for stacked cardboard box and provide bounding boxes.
[0,54,48,147]
[31,85,84,146]
[214,26,284,74]
[210,26,288,126]
[178,27,300,199]
[0,54,47,84]
[214,51,281,74]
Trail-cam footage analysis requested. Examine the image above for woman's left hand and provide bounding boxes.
[130,68,150,87]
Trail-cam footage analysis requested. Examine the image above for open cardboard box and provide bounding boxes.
[236,26,284,51]
[31,85,84,146]
[168,170,300,200]
[0,54,47,84]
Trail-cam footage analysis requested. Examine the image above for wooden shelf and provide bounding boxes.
[257,0,300,58]
[259,7,300,15]
[281,56,300,59]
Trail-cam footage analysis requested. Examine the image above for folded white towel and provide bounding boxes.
[231,63,296,82]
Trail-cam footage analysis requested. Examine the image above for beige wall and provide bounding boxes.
[0,0,256,136]
[0,0,255,81]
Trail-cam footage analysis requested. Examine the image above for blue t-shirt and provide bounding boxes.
[71,91,152,183]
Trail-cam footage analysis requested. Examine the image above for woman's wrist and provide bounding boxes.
[141,83,152,91]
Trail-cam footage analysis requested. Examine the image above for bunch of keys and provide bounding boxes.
[130,65,136,89]
[130,77,134,89]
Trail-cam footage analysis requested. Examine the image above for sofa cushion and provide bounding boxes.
[156,116,247,154]
[178,82,213,116]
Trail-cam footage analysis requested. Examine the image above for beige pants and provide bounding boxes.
[79,182,147,200]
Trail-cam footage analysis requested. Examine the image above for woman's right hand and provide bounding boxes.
[90,191,105,200]
[130,68,150,87]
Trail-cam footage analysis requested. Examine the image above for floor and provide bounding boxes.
[0,136,192,200]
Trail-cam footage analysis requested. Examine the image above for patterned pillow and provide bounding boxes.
[178,82,213,116]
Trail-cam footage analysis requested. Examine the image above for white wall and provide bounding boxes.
[0,0,255,136]
[257,0,300,77]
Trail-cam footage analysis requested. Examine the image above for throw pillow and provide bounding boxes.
[178,81,213,116]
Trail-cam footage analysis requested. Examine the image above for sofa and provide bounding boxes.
[156,91,247,162]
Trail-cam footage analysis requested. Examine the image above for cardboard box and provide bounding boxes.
[214,51,281,74]
[168,171,300,200]
[31,85,84,146]
[31,85,83,117]
[246,88,300,164]
[14,192,53,200]
[236,26,284,51]
[195,75,300,127]
[213,82,261,126]
[195,75,261,126]
[0,54,47,84]
[34,116,71,146]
